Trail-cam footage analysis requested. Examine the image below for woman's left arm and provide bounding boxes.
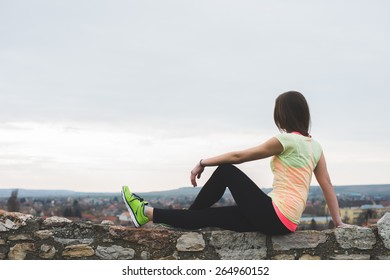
[190,137,283,186]
[314,153,344,227]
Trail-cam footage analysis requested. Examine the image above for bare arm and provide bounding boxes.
[190,137,283,186]
[314,153,344,227]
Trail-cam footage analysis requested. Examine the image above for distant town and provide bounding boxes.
[1,184,389,230]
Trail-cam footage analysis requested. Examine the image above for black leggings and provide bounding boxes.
[153,164,291,235]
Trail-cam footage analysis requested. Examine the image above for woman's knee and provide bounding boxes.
[216,163,239,174]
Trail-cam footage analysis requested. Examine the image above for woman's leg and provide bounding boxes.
[190,164,271,212]
[153,206,257,232]
[154,164,291,235]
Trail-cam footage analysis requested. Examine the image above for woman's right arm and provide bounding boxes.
[190,137,283,186]
[314,153,345,227]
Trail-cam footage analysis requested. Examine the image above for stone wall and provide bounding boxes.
[1,209,389,260]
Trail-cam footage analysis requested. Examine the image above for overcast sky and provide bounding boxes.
[0,0,389,193]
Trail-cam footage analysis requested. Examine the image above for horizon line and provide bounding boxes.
[1,183,390,194]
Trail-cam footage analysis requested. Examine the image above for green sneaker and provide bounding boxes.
[121,186,149,227]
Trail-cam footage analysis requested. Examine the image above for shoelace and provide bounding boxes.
[132,193,148,205]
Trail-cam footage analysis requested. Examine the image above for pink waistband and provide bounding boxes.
[272,201,298,232]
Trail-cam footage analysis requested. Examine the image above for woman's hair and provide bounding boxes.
[274,91,311,136]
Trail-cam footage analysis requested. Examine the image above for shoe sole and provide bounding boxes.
[121,187,141,228]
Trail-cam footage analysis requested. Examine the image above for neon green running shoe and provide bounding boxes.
[121,186,149,227]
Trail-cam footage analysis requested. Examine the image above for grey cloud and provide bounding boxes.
[0,0,389,136]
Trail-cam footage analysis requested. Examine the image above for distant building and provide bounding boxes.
[81,213,97,222]
[340,204,389,225]
[361,204,384,210]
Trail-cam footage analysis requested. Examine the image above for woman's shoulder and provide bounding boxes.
[275,133,323,150]
[309,137,323,164]
[310,136,322,148]
[274,132,309,142]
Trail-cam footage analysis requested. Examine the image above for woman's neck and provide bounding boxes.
[290,131,311,138]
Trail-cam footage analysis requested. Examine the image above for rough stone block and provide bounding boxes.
[210,230,267,260]
[43,216,72,227]
[8,234,33,241]
[299,254,321,260]
[176,232,205,252]
[158,251,179,260]
[34,230,54,240]
[109,226,176,250]
[272,254,295,260]
[335,226,376,249]
[0,223,6,232]
[5,219,16,229]
[96,245,135,260]
[272,231,327,250]
[101,220,115,226]
[0,210,32,220]
[0,239,5,245]
[8,243,35,260]
[0,211,33,231]
[332,254,371,260]
[62,244,95,258]
[54,237,94,246]
[376,255,390,260]
[0,219,18,231]
[377,213,390,249]
[141,251,150,260]
[39,244,56,259]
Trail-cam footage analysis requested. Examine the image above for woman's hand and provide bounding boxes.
[190,162,205,187]
[335,222,354,229]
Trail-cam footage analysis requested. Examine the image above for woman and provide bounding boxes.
[121,91,345,235]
